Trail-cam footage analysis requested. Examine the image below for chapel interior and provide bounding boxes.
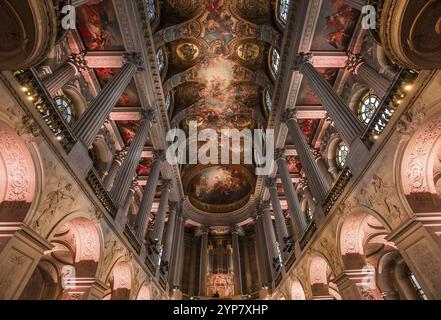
[0,0,440,301]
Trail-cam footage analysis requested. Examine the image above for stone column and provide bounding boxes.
[111,111,155,206]
[198,226,209,296]
[254,217,271,287]
[160,205,178,274]
[104,148,128,191]
[115,180,138,227]
[172,215,185,290]
[74,52,144,148]
[266,178,291,255]
[148,182,174,261]
[295,53,364,145]
[299,178,316,217]
[259,201,281,278]
[282,109,330,202]
[134,150,165,240]
[312,149,334,186]
[71,0,90,6]
[231,226,243,295]
[0,225,52,299]
[346,52,390,98]
[342,0,365,11]
[43,51,88,96]
[275,148,307,239]
[335,269,383,300]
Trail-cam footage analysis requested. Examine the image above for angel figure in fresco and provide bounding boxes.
[78,2,113,50]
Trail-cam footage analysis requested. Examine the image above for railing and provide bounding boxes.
[145,255,156,275]
[86,168,118,217]
[284,251,296,271]
[362,68,420,146]
[158,274,167,291]
[299,221,318,250]
[322,167,353,214]
[13,69,77,152]
[123,224,141,254]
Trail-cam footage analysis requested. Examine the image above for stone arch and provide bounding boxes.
[103,259,133,300]
[20,217,102,300]
[307,254,341,300]
[136,282,152,300]
[290,278,306,300]
[0,120,37,251]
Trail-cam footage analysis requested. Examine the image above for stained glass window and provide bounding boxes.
[145,0,156,22]
[279,0,290,24]
[358,93,380,125]
[265,90,273,111]
[156,48,165,73]
[55,96,75,124]
[336,142,349,169]
[271,48,281,77]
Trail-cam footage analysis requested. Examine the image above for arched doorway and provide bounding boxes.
[20,217,101,300]
[137,283,152,300]
[103,260,132,300]
[290,279,306,300]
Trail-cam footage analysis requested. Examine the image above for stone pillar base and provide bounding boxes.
[0,224,52,300]
[387,219,441,299]
[348,137,370,177]
[69,140,93,177]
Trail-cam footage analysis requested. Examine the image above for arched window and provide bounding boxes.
[145,0,156,22]
[278,0,291,24]
[357,93,381,125]
[156,48,165,74]
[55,96,76,124]
[265,90,272,112]
[336,141,349,169]
[270,48,281,77]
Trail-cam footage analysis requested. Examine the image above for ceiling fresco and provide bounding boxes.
[76,0,125,51]
[311,0,360,51]
[297,68,339,106]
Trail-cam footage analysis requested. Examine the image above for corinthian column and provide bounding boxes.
[346,52,390,98]
[266,178,291,255]
[43,51,88,96]
[295,53,364,145]
[160,204,177,274]
[110,111,155,206]
[275,148,307,239]
[282,109,330,202]
[259,201,281,277]
[74,52,144,148]
[148,182,174,261]
[103,148,128,191]
[198,226,209,296]
[231,226,243,295]
[134,150,165,240]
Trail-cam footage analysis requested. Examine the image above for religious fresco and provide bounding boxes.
[286,156,302,174]
[299,119,320,144]
[76,0,125,51]
[95,68,141,107]
[184,165,255,213]
[205,0,235,44]
[137,158,153,176]
[116,121,139,145]
[296,68,338,105]
[311,0,359,51]
[207,273,235,298]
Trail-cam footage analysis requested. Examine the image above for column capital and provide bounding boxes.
[294,52,314,70]
[200,225,210,235]
[153,149,166,162]
[123,52,145,71]
[311,148,322,160]
[230,225,241,234]
[160,179,173,192]
[275,148,286,161]
[68,50,89,72]
[115,147,128,163]
[141,109,157,123]
[281,108,298,123]
[130,179,139,192]
[346,51,364,74]
[266,177,278,190]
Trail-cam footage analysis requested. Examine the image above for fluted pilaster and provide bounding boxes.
[134,150,165,240]
[295,53,364,145]
[74,52,144,147]
[160,204,177,273]
[275,148,307,239]
[282,109,330,202]
[259,201,281,277]
[198,226,209,296]
[231,226,243,295]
